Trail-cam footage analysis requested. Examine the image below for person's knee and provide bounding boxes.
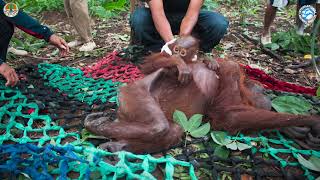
[202,11,228,36]
[198,11,228,51]
[130,7,152,33]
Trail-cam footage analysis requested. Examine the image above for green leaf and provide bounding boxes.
[214,146,230,159]
[18,172,32,180]
[187,114,203,132]
[317,87,320,97]
[265,43,280,51]
[173,110,188,131]
[272,96,312,115]
[315,176,320,180]
[236,142,252,151]
[211,131,232,145]
[297,154,320,172]
[190,122,210,138]
[226,142,237,150]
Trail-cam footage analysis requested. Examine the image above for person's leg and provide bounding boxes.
[296,0,318,34]
[67,0,96,51]
[317,2,320,20]
[64,0,83,47]
[69,0,92,42]
[0,16,14,64]
[130,7,164,51]
[261,3,278,45]
[194,10,229,53]
[296,1,304,35]
[313,1,320,33]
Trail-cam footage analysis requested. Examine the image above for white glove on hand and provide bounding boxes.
[271,0,288,8]
[161,38,176,55]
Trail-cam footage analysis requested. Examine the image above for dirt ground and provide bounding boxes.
[7,2,319,88]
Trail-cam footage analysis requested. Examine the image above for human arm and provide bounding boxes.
[0,0,69,55]
[147,0,174,43]
[179,0,203,36]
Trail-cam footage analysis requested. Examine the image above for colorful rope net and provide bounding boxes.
[0,52,320,179]
[241,64,316,96]
[0,64,196,180]
[166,89,320,179]
[38,63,121,105]
[81,51,143,83]
[0,144,196,180]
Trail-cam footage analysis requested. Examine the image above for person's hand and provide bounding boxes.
[0,63,19,87]
[161,38,176,55]
[49,34,69,57]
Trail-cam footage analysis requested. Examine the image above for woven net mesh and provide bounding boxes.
[0,63,196,180]
[0,52,319,179]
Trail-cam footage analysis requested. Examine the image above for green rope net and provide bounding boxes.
[1,63,319,179]
[38,63,121,105]
[0,64,197,180]
[0,82,81,146]
[230,130,320,179]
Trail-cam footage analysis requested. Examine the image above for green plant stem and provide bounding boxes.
[184,133,188,147]
[311,20,320,77]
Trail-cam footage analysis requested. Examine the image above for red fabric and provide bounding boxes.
[28,109,35,114]
[81,51,143,83]
[240,64,316,96]
[82,54,316,95]
[17,25,44,39]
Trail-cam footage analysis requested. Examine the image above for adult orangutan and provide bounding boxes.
[85,36,320,153]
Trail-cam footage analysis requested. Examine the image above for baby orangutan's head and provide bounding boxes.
[170,36,200,63]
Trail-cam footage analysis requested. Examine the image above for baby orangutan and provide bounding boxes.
[85,36,320,153]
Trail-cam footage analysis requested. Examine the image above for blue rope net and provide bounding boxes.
[0,64,197,180]
[0,63,320,179]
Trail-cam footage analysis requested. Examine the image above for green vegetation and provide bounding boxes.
[266,29,320,55]
[13,0,128,18]
[271,95,313,115]
[173,110,211,139]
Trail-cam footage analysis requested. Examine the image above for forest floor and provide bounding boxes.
[7,2,319,88]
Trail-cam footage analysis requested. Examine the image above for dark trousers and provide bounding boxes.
[0,16,14,64]
[270,0,318,6]
[130,7,229,52]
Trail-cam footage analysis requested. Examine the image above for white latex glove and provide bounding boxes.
[161,38,176,55]
[271,0,288,8]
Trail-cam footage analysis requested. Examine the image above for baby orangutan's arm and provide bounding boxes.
[140,53,192,84]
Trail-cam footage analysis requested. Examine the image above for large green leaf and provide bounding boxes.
[236,142,252,151]
[214,146,230,159]
[226,142,237,150]
[211,131,232,145]
[297,155,320,172]
[265,43,280,51]
[190,122,210,138]
[271,96,312,115]
[173,110,188,131]
[187,114,203,132]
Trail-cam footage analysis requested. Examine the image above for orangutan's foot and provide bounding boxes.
[282,126,320,150]
[84,112,113,134]
[99,141,128,152]
[282,126,310,139]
